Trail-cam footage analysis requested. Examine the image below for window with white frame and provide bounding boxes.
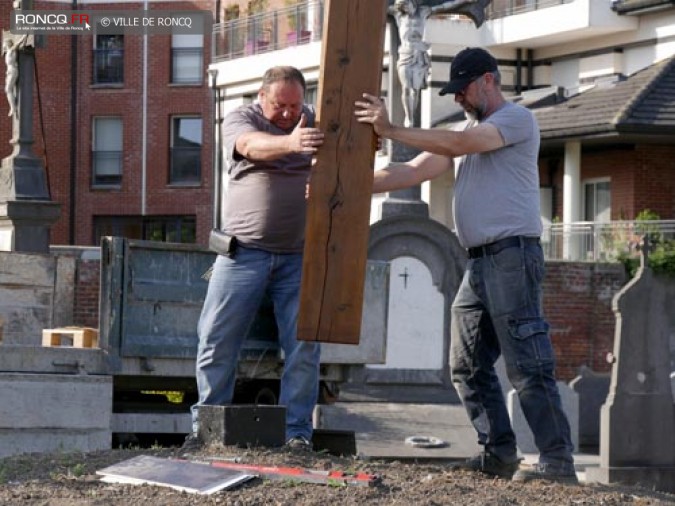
[171,34,203,84]
[170,116,202,184]
[583,178,611,222]
[92,117,123,187]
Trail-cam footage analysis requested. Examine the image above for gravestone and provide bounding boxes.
[570,366,610,449]
[586,242,675,492]
[507,382,579,454]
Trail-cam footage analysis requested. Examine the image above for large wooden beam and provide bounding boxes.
[298,0,388,344]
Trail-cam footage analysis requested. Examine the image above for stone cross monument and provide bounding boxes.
[0,0,60,253]
[382,0,490,218]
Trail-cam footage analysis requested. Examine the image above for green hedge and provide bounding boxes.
[618,210,675,278]
[619,239,675,278]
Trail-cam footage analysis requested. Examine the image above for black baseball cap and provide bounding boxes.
[439,47,498,96]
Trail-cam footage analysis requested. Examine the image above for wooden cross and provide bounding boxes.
[297,0,388,345]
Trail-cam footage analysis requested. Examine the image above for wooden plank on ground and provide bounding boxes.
[298,0,388,344]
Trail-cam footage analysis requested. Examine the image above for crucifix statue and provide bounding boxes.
[0,0,60,253]
[389,0,491,128]
[3,33,31,139]
[380,0,490,219]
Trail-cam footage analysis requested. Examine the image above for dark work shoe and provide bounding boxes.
[285,436,312,451]
[451,452,520,479]
[180,433,202,453]
[512,462,579,485]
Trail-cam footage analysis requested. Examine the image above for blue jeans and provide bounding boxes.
[450,240,574,465]
[193,246,321,441]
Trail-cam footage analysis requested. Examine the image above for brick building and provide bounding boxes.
[1,0,217,246]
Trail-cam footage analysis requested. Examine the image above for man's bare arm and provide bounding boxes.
[235,113,324,161]
[355,93,504,157]
[373,151,453,194]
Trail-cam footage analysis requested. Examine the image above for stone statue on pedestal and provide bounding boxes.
[0,0,61,253]
[389,0,490,128]
[3,33,30,139]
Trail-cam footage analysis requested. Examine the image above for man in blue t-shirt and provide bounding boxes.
[356,47,577,484]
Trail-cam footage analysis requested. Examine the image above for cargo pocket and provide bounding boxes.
[508,318,555,372]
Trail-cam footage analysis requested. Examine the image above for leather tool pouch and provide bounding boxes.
[209,229,238,258]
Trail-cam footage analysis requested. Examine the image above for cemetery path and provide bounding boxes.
[0,445,673,505]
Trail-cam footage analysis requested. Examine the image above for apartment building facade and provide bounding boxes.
[1,0,216,246]
[211,0,675,241]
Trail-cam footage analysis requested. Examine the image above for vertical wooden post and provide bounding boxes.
[298,0,388,344]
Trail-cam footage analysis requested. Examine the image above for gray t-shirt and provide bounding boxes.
[453,102,543,249]
[220,103,315,253]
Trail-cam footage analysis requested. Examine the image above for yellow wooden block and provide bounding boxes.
[42,327,99,348]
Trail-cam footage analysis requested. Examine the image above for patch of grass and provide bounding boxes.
[69,463,86,478]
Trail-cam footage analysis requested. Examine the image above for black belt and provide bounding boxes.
[467,236,540,259]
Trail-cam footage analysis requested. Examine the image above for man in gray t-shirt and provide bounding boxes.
[221,101,317,253]
[188,66,324,451]
[356,47,577,484]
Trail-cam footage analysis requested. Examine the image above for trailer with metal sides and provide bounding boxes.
[99,237,389,440]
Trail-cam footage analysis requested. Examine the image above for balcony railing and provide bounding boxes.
[211,0,579,61]
[486,0,572,19]
[213,0,324,62]
[542,220,675,262]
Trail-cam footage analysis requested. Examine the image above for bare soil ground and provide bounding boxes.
[0,444,674,506]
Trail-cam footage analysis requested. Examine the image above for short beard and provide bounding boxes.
[464,99,487,122]
[464,106,484,122]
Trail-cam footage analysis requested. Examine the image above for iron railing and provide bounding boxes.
[486,0,573,19]
[212,0,324,62]
[211,0,578,62]
[542,220,675,262]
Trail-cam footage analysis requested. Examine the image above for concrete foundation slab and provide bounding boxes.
[112,413,192,434]
[0,429,110,459]
[0,372,112,458]
[0,345,108,375]
[314,402,480,461]
[586,466,675,494]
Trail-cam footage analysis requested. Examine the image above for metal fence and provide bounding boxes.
[542,220,675,262]
[211,0,576,62]
[486,0,572,19]
[212,0,324,62]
